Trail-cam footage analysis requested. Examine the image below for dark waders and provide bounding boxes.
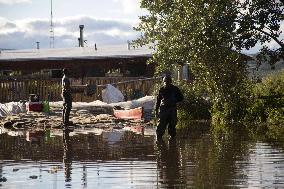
[62,93,72,125]
[156,106,177,139]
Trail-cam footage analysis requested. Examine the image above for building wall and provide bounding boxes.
[0,57,155,78]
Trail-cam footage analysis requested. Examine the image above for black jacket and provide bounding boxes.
[155,84,183,112]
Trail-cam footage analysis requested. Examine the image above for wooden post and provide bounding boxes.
[177,65,183,81]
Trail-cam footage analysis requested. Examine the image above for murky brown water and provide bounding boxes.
[1,126,284,188]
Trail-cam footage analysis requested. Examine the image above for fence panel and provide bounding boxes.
[0,77,158,103]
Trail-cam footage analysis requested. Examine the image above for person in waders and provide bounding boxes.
[61,68,72,127]
[155,75,184,141]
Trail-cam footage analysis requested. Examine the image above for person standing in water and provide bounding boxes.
[155,75,184,140]
[61,68,72,126]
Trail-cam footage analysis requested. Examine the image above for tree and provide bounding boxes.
[234,0,284,66]
[134,0,250,125]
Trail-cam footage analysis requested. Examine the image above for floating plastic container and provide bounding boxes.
[26,102,43,112]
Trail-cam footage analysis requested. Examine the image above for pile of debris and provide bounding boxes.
[1,83,155,132]
[0,96,155,132]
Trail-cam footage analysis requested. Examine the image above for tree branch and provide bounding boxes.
[253,26,284,48]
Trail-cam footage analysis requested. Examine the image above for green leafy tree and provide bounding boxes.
[134,0,250,126]
[234,0,284,66]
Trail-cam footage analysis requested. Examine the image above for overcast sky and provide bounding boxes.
[0,0,282,53]
[0,0,146,49]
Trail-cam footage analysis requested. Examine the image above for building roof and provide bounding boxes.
[0,44,153,61]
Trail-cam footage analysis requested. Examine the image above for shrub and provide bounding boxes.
[177,81,211,122]
[245,70,284,140]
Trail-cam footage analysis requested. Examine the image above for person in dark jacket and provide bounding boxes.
[155,75,184,140]
[61,68,72,126]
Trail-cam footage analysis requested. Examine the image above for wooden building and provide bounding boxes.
[0,45,155,78]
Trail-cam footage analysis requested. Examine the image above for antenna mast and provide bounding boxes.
[50,0,55,48]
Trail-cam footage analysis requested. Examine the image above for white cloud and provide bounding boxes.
[0,15,140,49]
[0,17,8,27]
[113,0,142,14]
[0,0,31,5]
[103,28,133,37]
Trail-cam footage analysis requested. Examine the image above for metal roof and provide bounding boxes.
[0,44,153,61]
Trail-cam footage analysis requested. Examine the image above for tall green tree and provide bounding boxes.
[134,0,250,125]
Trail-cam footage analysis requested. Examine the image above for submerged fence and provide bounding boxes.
[0,77,158,103]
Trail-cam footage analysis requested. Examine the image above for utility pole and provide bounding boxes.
[36,41,40,49]
[50,0,55,48]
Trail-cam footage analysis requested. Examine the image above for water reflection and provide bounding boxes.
[0,162,3,187]
[82,164,87,188]
[0,126,284,188]
[63,129,72,184]
[233,142,284,188]
[156,139,183,187]
[26,130,45,146]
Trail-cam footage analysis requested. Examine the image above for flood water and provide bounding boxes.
[1,126,284,188]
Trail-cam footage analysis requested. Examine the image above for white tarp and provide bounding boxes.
[102,84,124,104]
[0,96,155,118]
[0,102,27,117]
[110,96,155,110]
[49,96,155,110]
[49,100,110,108]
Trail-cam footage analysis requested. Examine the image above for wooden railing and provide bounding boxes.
[0,77,159,103]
